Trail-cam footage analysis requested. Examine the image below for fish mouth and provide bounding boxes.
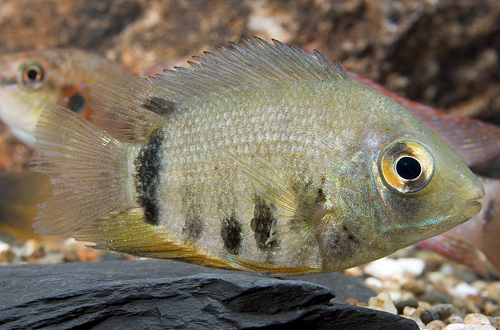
[452,190,484,221]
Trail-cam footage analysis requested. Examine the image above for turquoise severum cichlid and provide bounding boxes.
[33,38,484,275]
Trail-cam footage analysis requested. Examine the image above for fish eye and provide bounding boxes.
[396,156,421,180]
[18,61,45,89]
[379,140,434,194]
[68,92,86,113]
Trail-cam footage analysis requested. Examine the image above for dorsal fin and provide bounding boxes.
[90,38,349,141]
[148,37,348,102]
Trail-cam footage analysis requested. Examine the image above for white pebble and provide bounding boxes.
[450,282,480,300]
[364,277,383,290]
[387,291,402,302]
[440,263,455,276]
[397,258,425,276]
[364,257,404,278]
[463,325,496,330]
[0,240,10,253]
[368,291,397,314]
[444,324,465,330]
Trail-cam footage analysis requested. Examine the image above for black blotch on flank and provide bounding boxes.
[135,128,164,225]
[142,97,176,115]
[184,210,204,240]
[315,188,326,204]
[251,196,278,250]
[221,214,242,255]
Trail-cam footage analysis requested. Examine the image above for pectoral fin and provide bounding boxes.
[226,152,324,253]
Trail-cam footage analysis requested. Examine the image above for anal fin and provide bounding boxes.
[74,207,236,270]
[222,254,321,276]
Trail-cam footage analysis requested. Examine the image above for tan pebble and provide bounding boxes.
[345,298,358,306]
[466,300,482,314]
[426,320,446,330]
[418,301,432,310]
[402,280,426,295]
[447,315,465,324]
[344,266,363,277]
[0,249,15,263]
[486,283,500,301]
[464,313,491,325]
[483,301,499,316]
[471,281,488,292]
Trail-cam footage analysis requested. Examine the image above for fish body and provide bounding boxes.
[149,58,500,276]
[33,38,483,274]
[0,48,129,146]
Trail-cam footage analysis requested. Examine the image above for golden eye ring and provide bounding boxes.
[18,61,45,90]
[379,140,434,194]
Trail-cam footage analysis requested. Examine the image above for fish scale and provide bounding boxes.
[159,84,333,267]
[32,38,483,275]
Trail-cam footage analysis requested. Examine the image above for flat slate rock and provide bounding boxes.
[0,259,417,330]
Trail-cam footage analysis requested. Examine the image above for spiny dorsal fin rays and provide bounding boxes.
[242,38,320,79]
[146,37,348,101]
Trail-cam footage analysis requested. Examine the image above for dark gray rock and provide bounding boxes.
[290,272,376,304]
[0,259,418,330]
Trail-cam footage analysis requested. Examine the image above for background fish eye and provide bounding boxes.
[18,61,45,89]
[379,140,434,194]
[66,92,86,113]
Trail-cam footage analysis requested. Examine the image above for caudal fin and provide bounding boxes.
[33,105,130,236]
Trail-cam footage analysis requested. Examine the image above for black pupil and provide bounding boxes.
[396,157,421,180]
[27,68,39,80]
[68,92,85,113]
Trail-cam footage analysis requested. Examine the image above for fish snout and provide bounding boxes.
[452,175,485,218]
